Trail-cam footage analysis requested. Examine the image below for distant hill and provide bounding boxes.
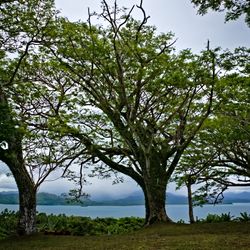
[0,192,67,205]
[37,192,67,205]
[0,191,188,206]
[93,191,188,205]
[223,192,250,204]
[93,191,250,205]
[93,191,145,206]
[0,191,19,204]
[0,191,250,206]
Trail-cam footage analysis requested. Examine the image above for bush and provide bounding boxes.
[0,211,144,239]
[0,209,18,239]
[197,213,233,223]
[235,212,250,222]
[36,213,144,236]
[106,217,144,235]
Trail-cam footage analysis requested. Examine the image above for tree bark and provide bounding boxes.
[1,150,37,235]
[187,177,195,224]
[141,178,173,225]
[17,183,37,235]
[15,159,37,235]
[2,142,37,235]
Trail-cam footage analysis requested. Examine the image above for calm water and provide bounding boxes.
[1,203,250,222]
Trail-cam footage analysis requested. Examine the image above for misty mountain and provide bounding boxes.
[0,191,250,206]
[223,192,250,204]
[94,191,188,205]
[0,191,187,205]
[0,192,66,205]
[0,191,19,204]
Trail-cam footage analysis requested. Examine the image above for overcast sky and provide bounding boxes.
[0,0,249,198]
[55,0,249,51]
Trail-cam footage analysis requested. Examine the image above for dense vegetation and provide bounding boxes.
[0,209,144,240]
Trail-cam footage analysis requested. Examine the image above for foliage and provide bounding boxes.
[191,0,250,27]
[198,212,250,223]
[1,209,249,241]
[173,47,250,209]
[0,209,18,239]
[235,212,250,222]
[37,214,144,236]
[0,210,144,239]
[197,213,234,223]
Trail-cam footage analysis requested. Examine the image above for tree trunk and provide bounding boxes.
[0,140,37,235]
[142,179,173,225]
[17,179,37,235]
[187,177,195,224]
[7,155,37,235]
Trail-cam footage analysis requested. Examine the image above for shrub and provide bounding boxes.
[235,212,250,222]
[36,214,144,236]
[0,209,18,239]
[197,213,233,223]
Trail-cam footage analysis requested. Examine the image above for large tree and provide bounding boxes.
[37,1,216,224]
[172,140,216,223]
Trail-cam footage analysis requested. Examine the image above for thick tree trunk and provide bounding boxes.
[17,179,37,235]
[142,180,173,225]
[8,149,37,235]
[0,140,37,235]
[7,155,37,235]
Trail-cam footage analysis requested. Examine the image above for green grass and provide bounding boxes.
[0,222,249,250]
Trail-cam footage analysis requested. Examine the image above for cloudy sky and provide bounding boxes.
[0,0,249,198]
[55,0,249,51]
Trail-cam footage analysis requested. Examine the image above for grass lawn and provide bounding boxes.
[0,222,249,250]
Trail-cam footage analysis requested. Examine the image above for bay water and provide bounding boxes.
[1,203,250,222]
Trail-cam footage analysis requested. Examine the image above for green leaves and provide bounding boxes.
[191,0,250,27]
[173,45,250,210]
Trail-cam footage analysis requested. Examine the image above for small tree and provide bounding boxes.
[173,140,216,223]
